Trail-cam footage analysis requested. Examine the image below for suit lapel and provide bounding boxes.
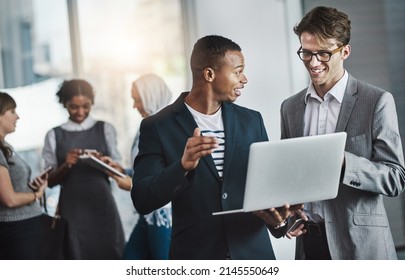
[293,75,358,135]
[221,103,236,180]
[294,95,306,137]
[174,100,197,137]
[336,75,358,132]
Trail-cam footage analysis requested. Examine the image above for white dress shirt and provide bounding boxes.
[303,70,348,222]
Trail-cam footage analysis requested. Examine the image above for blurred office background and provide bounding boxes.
[0,0,403,259]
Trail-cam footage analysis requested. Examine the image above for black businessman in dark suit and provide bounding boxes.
[131,35,301,259]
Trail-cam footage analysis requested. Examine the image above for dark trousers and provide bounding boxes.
[0,216,43,260]
[303,222,332,260]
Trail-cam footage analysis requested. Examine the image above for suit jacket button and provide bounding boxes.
[222,193,228,199]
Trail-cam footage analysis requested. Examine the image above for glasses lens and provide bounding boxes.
[298,51,311,61]
[316,52,331,62]
[298,51,331,62]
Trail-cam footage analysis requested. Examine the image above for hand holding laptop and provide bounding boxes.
[253,203,305,229]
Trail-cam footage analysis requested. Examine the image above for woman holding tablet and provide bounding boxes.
[42,79,125,259]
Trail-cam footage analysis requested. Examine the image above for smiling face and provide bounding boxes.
[65,95,92,124]
[0,107,19,138]
[300,32,350,96]
[211,50,248,103]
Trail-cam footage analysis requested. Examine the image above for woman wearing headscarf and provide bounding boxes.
[106,74,173,259]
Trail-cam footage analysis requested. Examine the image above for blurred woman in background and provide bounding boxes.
[0,92,48,259]
[42,79,125,259]
[106,74,173,259]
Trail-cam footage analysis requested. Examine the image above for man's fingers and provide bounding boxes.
[290,203,304,212]
[193,127,201,137]
[254,209,285,228]
[294,209,308,221]
[186,130,218,156]
[182,127,219,171]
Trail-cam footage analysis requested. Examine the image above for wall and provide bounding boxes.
[182,0,307,141]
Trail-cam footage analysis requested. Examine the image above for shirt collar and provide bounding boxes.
[63,115,96,131]
[305,70,348,104]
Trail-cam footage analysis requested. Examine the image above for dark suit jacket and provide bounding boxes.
[280,74,405,259]
[131,92,275,260]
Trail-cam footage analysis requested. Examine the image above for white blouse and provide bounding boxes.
[42,115,121,168]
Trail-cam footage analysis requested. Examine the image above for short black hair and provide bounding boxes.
[190,35,241,77]
[56,79,95,106]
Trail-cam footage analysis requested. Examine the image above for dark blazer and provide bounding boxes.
[132,92,275,260]
[280,74,405,259]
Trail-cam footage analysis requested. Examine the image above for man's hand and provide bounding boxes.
[286,209,308,239]
[181,127,218,172]
[253,203,304,228]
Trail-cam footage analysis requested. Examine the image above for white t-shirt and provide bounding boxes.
[185,103,225,178]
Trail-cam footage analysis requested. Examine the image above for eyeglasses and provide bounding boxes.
[297,45,345,62]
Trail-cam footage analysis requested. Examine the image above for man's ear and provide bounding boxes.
[342,44,351,60]
[203,68,215,82]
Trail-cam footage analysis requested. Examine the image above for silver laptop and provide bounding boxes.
[212,132,347,215]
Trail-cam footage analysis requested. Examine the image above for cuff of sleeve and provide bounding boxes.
[273,221,287,229]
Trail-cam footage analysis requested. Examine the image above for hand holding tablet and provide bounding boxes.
[79,154,126,178]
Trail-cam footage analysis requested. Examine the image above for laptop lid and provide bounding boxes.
[212,132,346,215]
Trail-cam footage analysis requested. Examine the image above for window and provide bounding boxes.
[0,0,71,88]
[0,0,186,167]
[76,0,186,166]
[0,0,186,230]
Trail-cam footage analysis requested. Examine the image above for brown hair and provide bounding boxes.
[0,92,16,160]
[294,6,351,47]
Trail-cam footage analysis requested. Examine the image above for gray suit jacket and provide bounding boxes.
[280,74,405,259]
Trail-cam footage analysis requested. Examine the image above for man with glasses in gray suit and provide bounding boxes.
[281,6,405,259]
